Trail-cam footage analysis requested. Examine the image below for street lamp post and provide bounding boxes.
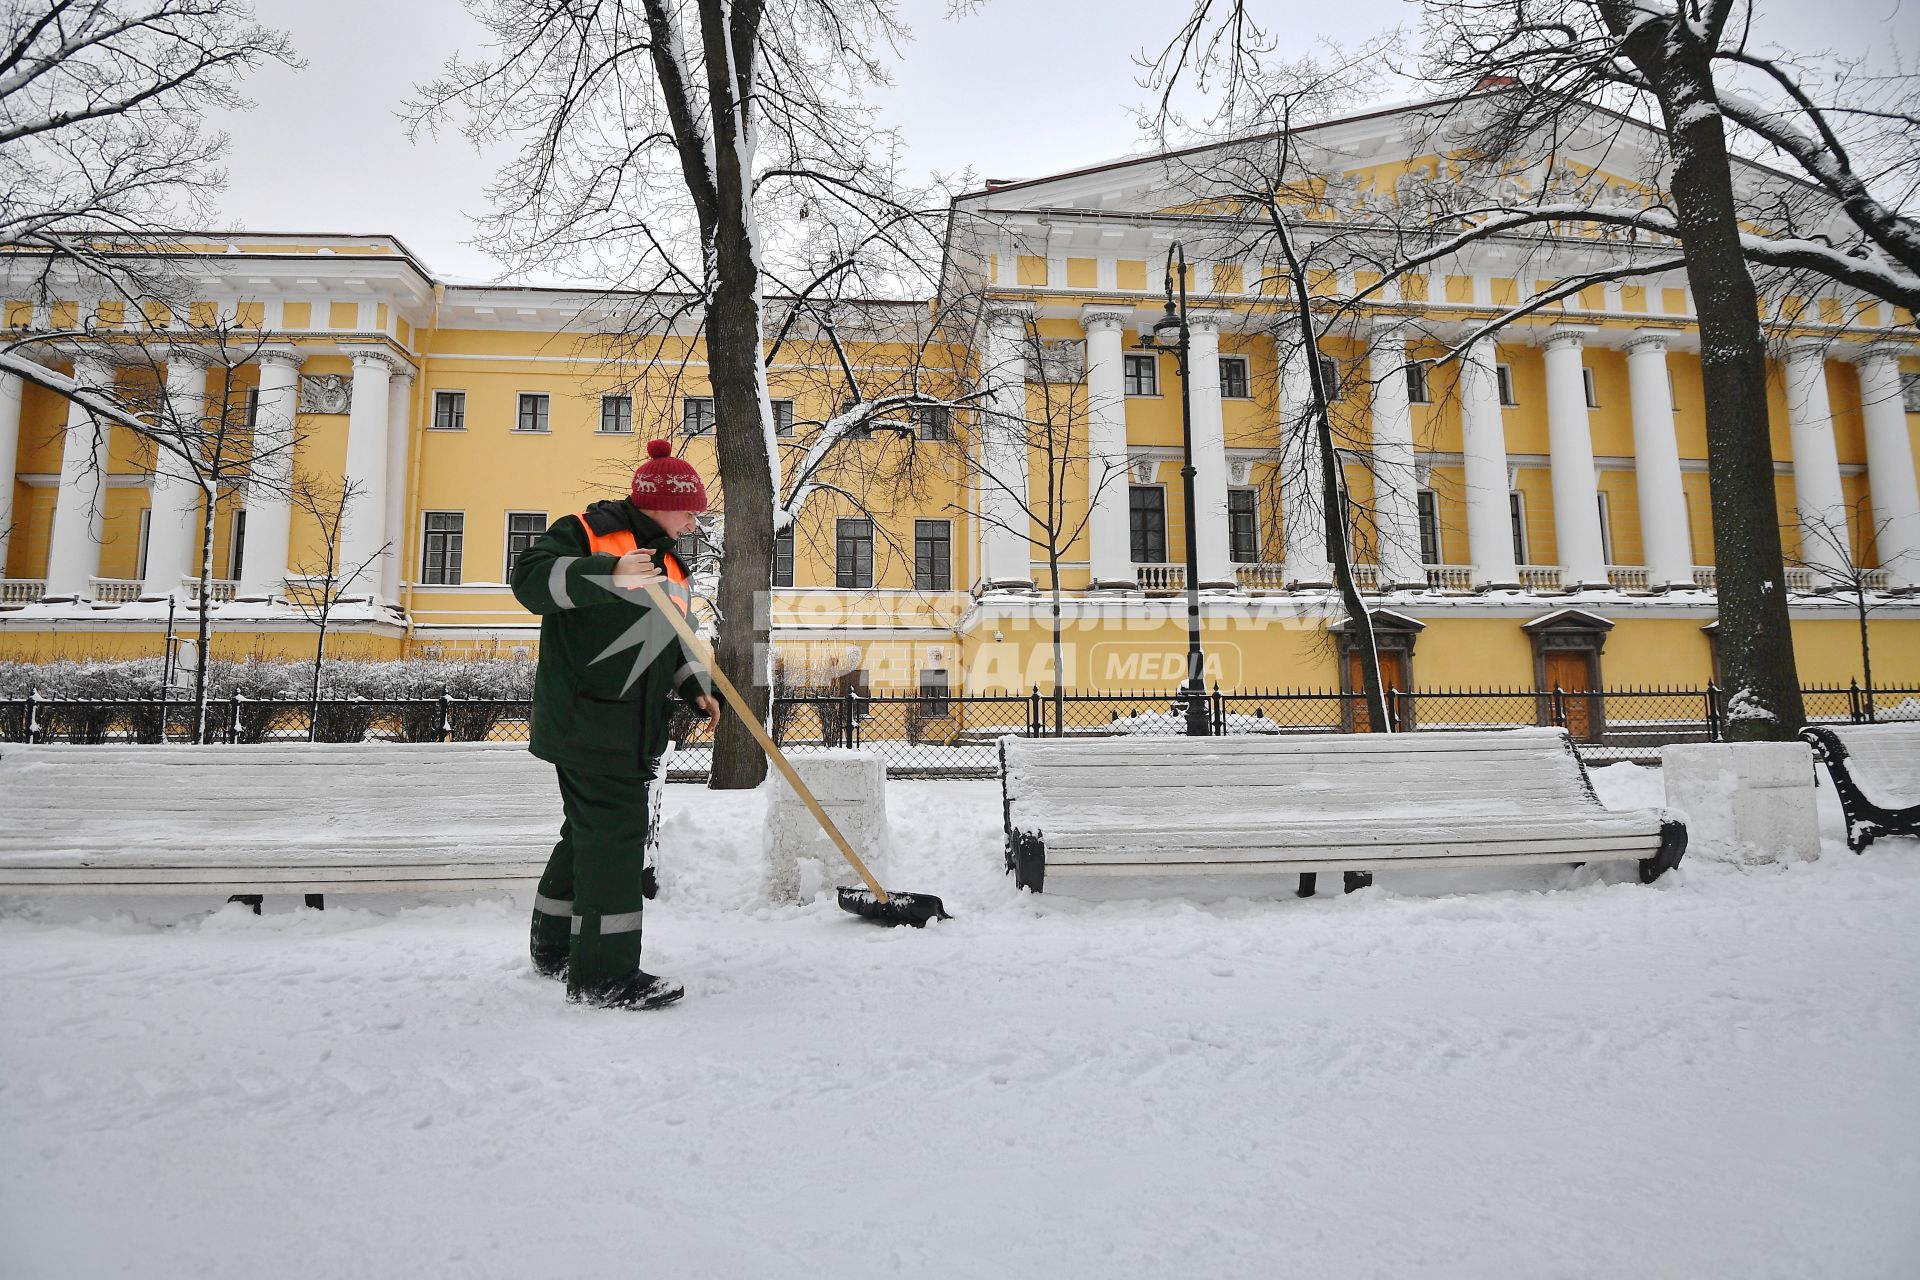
[1138,243,1210,737]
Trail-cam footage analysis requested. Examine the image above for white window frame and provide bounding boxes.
[1316,354,1344,401]
[1495,363,1517,407]
[1218,355,1251,400]
[1406,363,1431,405]
[598,394,633,434]
[136,507,152,581]
[1509,491,1530,564]
[772,398,795,437]
[431,389,466,431]
[515,392,550,434]
[1226,487,1260,562]
[1581,367,1599,409]
[421,511,465,586]
[503,511,547,579]
[913,518,953,590]
[1901,371,1920,413]
[1416,488,1441,564]
[1595,491,1614,564]
[1129,484,1169,564]
[227,508,246,580]
[682,396,716,436]
[772,526,795,588]
[1123,353,1159,397]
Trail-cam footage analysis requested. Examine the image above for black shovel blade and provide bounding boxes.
[837,886,952,927]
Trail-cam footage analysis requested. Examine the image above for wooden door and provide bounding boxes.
[1347,650,1407,732]
[1544,649,1597,741]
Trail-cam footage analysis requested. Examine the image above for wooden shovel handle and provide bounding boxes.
[640,580,890,903]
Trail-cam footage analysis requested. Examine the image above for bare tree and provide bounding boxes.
[1141,2,1920,741]
[285,474,388,741]
[410,0,941,788]
[1790,502,1914,723]
[0,1,296,307]
[957,316,1129,732]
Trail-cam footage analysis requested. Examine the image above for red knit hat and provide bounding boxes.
[630,439,709,511]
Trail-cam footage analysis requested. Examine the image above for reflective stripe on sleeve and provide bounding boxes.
[548,556,578,609]
[534,893,573,918]
[674,662,708,689]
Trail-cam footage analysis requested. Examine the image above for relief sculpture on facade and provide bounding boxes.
[297,374,352,415]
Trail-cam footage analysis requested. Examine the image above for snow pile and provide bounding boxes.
[1,764,1916,1279]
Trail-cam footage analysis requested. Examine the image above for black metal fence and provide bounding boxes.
[3,682,1912,776]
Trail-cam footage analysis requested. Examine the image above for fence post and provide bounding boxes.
[841,687,855,749]
[1551,686,1567,730]
[1848,678,1862,724]
[440,690,454,743]
[25,689,38,745]
[1386,686,1401,733]
[1029,686,1042,737]
[1210,683,1224,735]
[227,694,241,745]
[1705,683,1722,742]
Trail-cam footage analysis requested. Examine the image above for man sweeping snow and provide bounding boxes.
[510,440,721,1010]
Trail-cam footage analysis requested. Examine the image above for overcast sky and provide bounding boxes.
[208,0,1914,282]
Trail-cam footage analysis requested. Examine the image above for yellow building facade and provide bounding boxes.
[2,101,1918,700]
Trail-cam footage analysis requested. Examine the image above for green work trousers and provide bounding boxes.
[530,765,654,996]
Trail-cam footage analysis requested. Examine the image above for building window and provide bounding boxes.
[1901,371,1920,413]
[422,512,464,585]
[1596,492,1614,564]
[914,519,952,590]
[505,512,546,579]
[599,395,633,434]
[1129,485,1167,563]
[1509,491,1529,564]
[919,669,951,717]
[1582,367,1599,409]
[912,404,951,441]
[773,527,794,588]
[1495,363,1517,407]
[674,513,719,576]
[1123,353,1159,397]
[516,392,550,433]
[1219,356,1250,399]
[1417,489,1441,564]
[835,517,873,589]
[1227,489,1259,562]
[432,390,466,431]
[136,508,152,581]
[1317,354,1344,401]
[227,509,246,580]
[1406,363,1431,404]
[682,396,715,436]
[772,399,794,437]
[243,387,259,430]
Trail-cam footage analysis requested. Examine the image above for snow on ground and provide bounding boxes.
[3,764,1918,1278]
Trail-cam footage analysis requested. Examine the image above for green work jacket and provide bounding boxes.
[510,499,711,778]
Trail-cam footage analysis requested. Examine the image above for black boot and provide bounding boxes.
[568,970,685,1010]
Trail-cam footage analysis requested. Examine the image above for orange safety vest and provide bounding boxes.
[573,510,693,615]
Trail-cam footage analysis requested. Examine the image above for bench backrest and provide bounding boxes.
[1822,722,1920,807]
[1003,728,1601,827]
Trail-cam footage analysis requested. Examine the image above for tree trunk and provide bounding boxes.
[1617,14,1806,739]
[701,0,773,789]
[1857,591,1875,722]
[193,483,215,744]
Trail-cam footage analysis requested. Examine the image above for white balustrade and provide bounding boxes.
[87,578,141,604]
[1692,566,1717,590]
[1233,562,1287,592]
[1425,565,1474,591]
[1,579,47,606]
[1518,564,1565,592]
[1134,563,1186,593]
[1606,566,1651,591]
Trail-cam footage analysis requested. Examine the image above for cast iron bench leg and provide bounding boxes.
[227,894,263,916]
[1296,873,1317,898]
[1343,870,1373,893]
[304,894,325,910]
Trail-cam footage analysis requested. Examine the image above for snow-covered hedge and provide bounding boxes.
[0,657,536,702]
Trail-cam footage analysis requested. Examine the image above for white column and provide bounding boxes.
[0,372,21,575]
[381,366,415,602]
[979,303,1034,590]
[1783,341,1851,582]
[1854,344,1920,590]
[1540,328,1608,588]
[339,349,396,599]
[237,348,302,601]
[1186,311,1234,588]
[44,354,115,599]
[140,356,209,599]
[1279,343,1331,588]
[1080,305,1136,589]
[1368,324,1425,589]
[1460,339,1519,590]
[1624,334,1694,588]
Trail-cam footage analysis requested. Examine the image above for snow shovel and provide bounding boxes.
[640,580,952,927]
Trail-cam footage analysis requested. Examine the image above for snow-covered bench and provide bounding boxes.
[1801,723,1920,852]
[1000,727,1686,895]
[0,741,618,904]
